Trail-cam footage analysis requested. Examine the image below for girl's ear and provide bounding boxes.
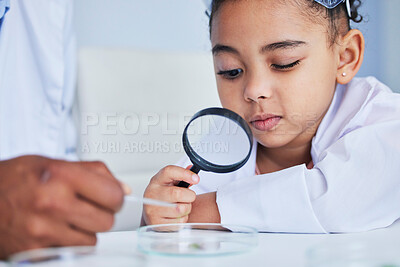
[336,29,365,84]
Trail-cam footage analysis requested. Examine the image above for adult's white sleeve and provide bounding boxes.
[216,121,400,233]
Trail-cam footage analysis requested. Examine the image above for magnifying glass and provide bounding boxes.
[177,107,253,188]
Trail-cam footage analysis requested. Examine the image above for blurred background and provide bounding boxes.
[72,0,400,230]
[74,0,400,92]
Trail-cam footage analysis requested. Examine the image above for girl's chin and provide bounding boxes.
[255,134,292,149]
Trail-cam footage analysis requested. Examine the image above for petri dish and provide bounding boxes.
[137,223,258,257]
[8,246,145,267]
[307,241,400,267]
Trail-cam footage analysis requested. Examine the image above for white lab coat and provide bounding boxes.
[177,77,400,233]
[0,0,77,160]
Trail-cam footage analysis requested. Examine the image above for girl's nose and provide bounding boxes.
[243,72,273,103]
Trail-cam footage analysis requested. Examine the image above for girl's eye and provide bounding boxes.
[217,69,243,80]
[271,60,300,70]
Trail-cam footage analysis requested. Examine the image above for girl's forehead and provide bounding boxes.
[211,0,325,43]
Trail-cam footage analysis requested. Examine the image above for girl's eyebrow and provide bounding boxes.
[261,40,307,53]
[212,44,239,56]
[212,40,307,56]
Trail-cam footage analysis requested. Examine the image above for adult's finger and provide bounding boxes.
[47,161,124,212]
[79,161,131,195]
[50,224,97,247]
[78,161,113,177]
[33,182,114,233]
[22,215,96,248]
[65,197,115,233]
[307,160,314,170]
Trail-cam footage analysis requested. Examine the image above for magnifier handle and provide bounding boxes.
[177,181,190,188]
[177,165,200,188]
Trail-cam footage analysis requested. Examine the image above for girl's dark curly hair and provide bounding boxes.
[208,0,363,46]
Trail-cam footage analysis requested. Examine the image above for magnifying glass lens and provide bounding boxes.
[178,108,253,188]
[186,115,250,166]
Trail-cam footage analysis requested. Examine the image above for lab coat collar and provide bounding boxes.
[311,83,346,161]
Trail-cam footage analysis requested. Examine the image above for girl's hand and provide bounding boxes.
[142,165,199,225]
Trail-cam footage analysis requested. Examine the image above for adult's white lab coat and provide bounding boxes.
[0,0,77,160]
[177,77,400,233]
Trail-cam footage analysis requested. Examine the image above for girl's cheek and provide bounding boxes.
[220,95,244,115]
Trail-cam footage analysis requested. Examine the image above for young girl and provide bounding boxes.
[142,0,400,233]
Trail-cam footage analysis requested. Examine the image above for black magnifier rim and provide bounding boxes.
[182,107,253,173]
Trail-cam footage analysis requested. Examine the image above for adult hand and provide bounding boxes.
[307,160,314,169]
[0,155,125,259]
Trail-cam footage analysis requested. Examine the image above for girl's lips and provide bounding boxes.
[251,116,282,131]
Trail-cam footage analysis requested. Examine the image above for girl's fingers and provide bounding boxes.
[144,181,196,203]
[163,215,189,224]
[144,203,191,219]
[158,185,196,203]
[143,165,199,226]
[148,215,189,225]
[152,165,199,186]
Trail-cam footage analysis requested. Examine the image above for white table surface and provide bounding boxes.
[2,221,400,267]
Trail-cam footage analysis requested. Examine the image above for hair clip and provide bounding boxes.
[202,0,351,19]
[202,0,212,15]
[314,0,352,17]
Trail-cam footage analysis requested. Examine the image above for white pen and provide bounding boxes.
[124,195,177,208]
